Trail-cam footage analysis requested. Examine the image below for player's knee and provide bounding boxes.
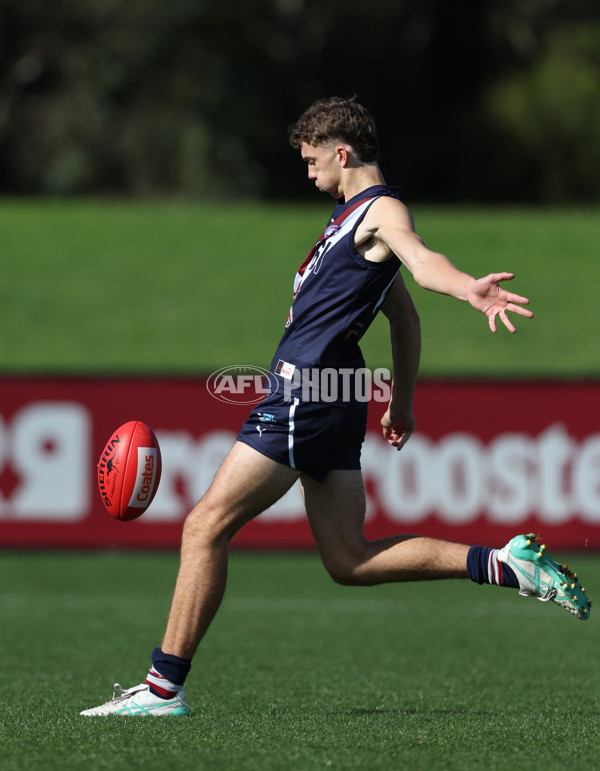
[181,500,229,546]
[322,552,366,586]
[328,568,358,586]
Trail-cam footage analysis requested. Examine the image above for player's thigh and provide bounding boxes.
[189,441,300,540]
[301,469,368,573]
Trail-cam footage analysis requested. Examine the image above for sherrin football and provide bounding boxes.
[97,420,162,521]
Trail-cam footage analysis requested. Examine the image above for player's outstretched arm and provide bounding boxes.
[367,197,534,334]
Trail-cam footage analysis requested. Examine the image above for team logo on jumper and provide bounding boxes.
[323,223,341,238]
[207,366,279,405]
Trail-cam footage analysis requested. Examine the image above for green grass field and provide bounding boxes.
[1,199,599,376]
[3,550,600,770]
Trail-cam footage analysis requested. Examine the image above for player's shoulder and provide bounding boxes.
[369,193,410,215]
[363,194,413,231]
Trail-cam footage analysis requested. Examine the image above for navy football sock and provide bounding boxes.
[146,647,192,699]
[467,545,519,589]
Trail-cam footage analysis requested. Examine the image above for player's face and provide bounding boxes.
[300,142,343,198]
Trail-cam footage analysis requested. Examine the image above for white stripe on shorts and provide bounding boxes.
[288,397,299,468]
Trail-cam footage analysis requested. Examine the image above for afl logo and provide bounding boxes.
[207,365,279,405]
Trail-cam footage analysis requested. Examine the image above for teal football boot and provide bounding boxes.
[498,533,591,620]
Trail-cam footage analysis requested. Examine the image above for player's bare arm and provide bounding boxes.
[379,272,421,451]
[356,196,534,333]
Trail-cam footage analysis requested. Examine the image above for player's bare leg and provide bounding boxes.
[301,469,469,584]
[301,469,591,621]
[161,442,300,658]
[80,442,300,716]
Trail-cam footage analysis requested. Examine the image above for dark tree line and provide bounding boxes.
[1,0,599,202]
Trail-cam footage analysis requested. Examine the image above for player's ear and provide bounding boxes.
[335,144,353,167]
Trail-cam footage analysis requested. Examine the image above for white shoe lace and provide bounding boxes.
[519,585,557,602]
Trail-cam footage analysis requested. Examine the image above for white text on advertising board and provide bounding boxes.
[0,403,90,520]
[145,424,600,524]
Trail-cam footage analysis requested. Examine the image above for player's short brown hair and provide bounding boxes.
[289,96,379,162]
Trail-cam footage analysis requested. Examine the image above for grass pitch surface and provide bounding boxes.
[1,200,599,376]
[3,550,600,770]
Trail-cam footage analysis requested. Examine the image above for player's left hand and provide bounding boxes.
[381,408,415,451]
[467,272,534,333]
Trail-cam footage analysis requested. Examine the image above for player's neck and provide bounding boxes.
[338,164,385,201]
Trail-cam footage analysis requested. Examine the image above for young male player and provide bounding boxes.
[81,97,591,717]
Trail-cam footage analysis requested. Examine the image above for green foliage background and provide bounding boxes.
[1,0,600,203]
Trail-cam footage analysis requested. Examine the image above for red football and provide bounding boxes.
[97,420,162,521]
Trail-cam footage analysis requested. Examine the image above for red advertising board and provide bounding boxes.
[0,376,599,550]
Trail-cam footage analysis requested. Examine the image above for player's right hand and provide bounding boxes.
[381,408,414,451]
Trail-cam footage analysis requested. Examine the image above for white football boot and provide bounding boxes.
[80,683,189,716]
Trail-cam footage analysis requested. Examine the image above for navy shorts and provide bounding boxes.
[237,393,368,483]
